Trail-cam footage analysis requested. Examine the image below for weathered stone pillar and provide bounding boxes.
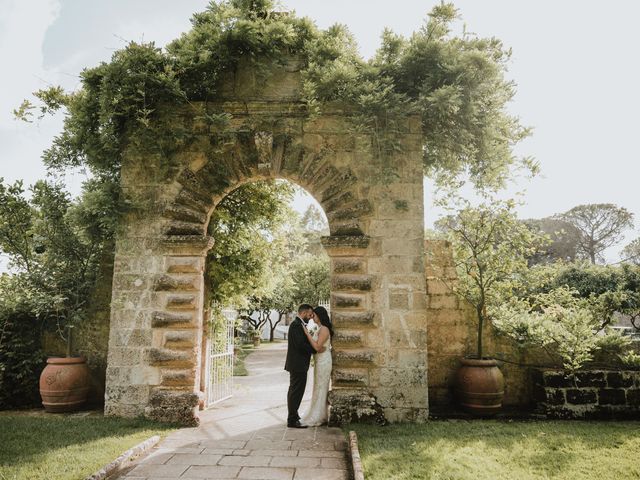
[105,234,211,425]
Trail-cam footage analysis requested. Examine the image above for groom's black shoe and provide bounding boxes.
[287,420,308,429]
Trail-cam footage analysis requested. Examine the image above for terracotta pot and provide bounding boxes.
[39,356,91,413]
[454,358,505,415]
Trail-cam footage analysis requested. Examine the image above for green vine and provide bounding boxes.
[17,0,531,192]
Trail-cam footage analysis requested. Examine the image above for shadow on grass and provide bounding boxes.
[0,414,175,469]
[348,420,640,480]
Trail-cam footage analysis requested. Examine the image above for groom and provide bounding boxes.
[285,304,324,428]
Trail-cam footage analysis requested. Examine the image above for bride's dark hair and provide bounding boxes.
[313,306,334,337]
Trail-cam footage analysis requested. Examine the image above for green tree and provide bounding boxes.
[558,204,634,264]
[524,217,581,265]
[205,181,296,306]
[0,179,111,353]
[261,276,296,342]
[291,255,331,307]
[494,264,640,373]
[436,197,546,359]
[621,237,640,265]
[299,204,329,256]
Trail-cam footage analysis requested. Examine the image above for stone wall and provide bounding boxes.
[534,369,640,419]
[104,58,429,426]
[424,239,538,409]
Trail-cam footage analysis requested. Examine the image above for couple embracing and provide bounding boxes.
[284,304,333,428]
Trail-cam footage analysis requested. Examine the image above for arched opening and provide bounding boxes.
[198,179,331,409]
[104,82,429,427]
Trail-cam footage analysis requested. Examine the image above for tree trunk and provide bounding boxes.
[476,305,484,359]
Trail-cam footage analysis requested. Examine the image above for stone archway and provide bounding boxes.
[104,60,428,426]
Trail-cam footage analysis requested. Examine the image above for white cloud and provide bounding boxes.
[0,0,61,127]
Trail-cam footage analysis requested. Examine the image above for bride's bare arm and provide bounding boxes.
[303,326,329,353]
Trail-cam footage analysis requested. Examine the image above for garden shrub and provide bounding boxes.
[494,263,640,373]
[0,279,46,409]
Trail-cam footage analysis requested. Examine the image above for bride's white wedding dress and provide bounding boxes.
[301,329,332,426]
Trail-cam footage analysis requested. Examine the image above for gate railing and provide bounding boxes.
[206,306,237,407]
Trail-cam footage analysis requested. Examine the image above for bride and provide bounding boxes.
[300,305,333,426]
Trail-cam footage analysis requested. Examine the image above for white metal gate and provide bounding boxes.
[206,307,236,407]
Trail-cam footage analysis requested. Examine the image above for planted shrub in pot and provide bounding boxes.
[0,180,108,412]
[436,197,546,415]
[39,325,91,413]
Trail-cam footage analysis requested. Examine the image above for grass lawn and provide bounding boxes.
[233,343,255,376]
[350,420,640,480]
[0,413,176,480]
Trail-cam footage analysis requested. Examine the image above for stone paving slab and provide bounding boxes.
[117,343,349,480]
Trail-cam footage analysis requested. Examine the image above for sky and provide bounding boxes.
[1,0,638,264]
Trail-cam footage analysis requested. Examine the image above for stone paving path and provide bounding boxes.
[119,342,350,480]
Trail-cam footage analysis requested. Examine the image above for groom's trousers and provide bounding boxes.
[287,371,307,424]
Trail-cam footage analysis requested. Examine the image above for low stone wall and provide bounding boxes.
[534,369,640,419]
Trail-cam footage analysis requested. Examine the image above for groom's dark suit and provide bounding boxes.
[285,316,316,426]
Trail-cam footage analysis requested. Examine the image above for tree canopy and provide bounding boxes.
[18,0,530,190]
[558,204,634,264]
[621,238,640,265]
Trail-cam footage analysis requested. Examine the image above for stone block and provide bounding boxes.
[544,388,566,405]
[389,290,409,310]
[428,294,458,310]
[427,278,453,296]
[332,222,364,236]
[427,309,467,326]
[113,328,152,347]
[543,371,575,388]
[105,384,150,405]
[154,274,201,292]
[166,293,198,310]
[164,330,197,349]
[606,371,634,388]
[327,200,372,222]
[331,258,365,274]
[378,367,427,388]
[381,237,423,256]
[627,389,640,406]
[331,330,363,347]
[331,293,364,309]
[370,220,423,239]
[328,389,385,425]
[367,256,418,275]
[396,349,428,369]
[146,389,199,426]
[333,368,369,387]
[147,347,195,368]
[566,389,596,405]
[598,388,626,405]
[576,371,606,388]
[160,369,196,387]
[165,220,204,236]
[164,204,208,224]
[333,349,375,367]
[112,273,151,291]
[374,386,428,409]
[412,292,428,310]
[152,311,195,328]
[107,347,142,367]
[387,328,428,349]
[332,275,372,292]
[332,311,375,327]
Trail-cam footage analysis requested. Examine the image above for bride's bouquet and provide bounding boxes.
[305,319,320,336]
